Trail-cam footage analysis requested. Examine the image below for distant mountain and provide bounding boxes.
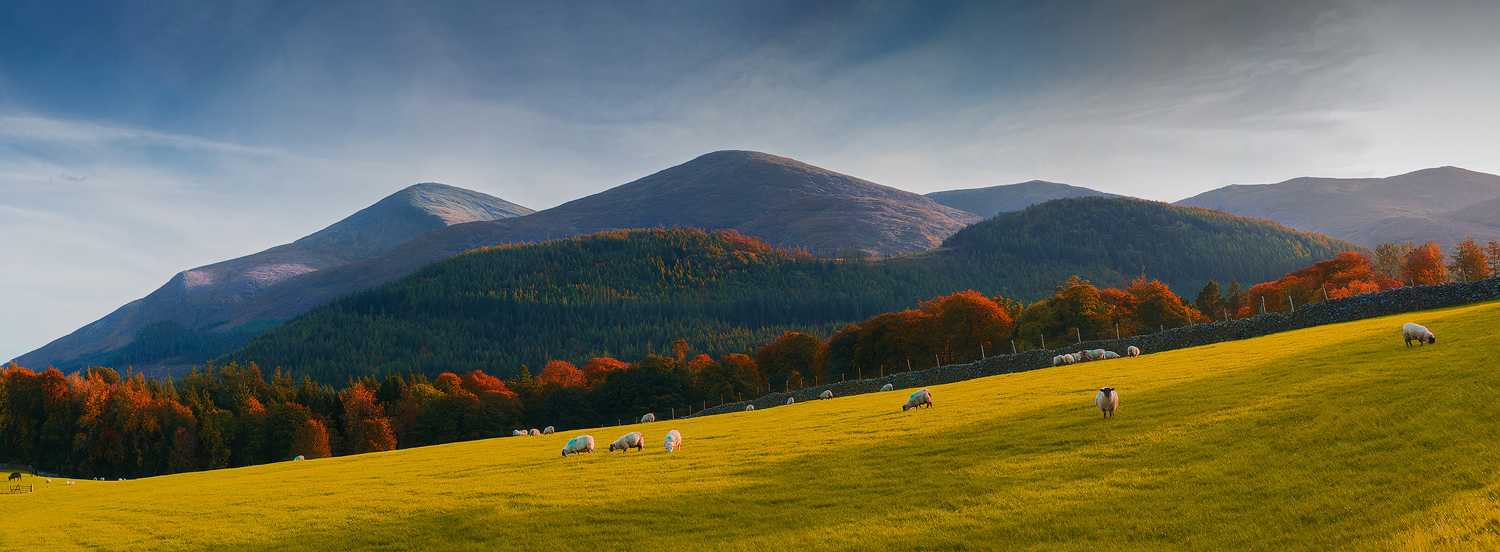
[220,197,1362,384]
[221,151,981,327]
[926,180,1120,219]
[12,183,533,375]
[1175,166,1500,249]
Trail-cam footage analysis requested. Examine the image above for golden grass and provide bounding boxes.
[5,300,1500,551]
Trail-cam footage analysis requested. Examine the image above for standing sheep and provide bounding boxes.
[902,388,933,411]
[1096,387,1118,419]
[664,430,682,452]
[787,397,796,405]
[562,435,596,457]
[542,426,555,435]
[640,413,656,423]
[1126,346,1141,357]
[820,390,834,400]
[880,383,894,392]
[1402,323,1436,346]
[1101,351,1121,360]
[610,432,645,452]
[1062,353,1078,365]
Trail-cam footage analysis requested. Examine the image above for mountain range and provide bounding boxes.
[925,180,1118,219]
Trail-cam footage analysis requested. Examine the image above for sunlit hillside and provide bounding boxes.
[6,300,1498,551]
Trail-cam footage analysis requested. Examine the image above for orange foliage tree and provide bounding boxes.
[538,360,587,389]
[919,290,1014,365]
[579,357,630,389]
[1402,242,1447,285]
[1240,251,1399,317]
[1447,237,1492,282]
[290,418,332,459]
[757,331,826,389]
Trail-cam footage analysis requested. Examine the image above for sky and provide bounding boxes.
[4,0,1500,363]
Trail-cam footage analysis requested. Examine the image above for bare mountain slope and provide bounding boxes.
[926,180,1120,219]
[228,150,982,325]
[13,183,533,372]
[1175,166,1500,248]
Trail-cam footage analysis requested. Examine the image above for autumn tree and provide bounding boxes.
[693,353,760,402]
[756,332,827,389]
[341,383,397,455]
[538,360,587,389]
[579,357,630,389]
[1447,237,1492,282]
[1488,240,1500,276]
[1375,242,1416,281]
[919,290,1014,365]
[1402,242,1447,285]
[1128,278,1197,330]
[289,418,332,459]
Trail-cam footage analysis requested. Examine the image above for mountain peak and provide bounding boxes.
[926,180,1121,219]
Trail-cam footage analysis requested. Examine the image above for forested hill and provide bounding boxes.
[217,198,1365,385]
[935,196,1368,298]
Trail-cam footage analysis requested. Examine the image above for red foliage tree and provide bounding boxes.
[579,357,630,388]
[757,331,827,389]
[290,418,332,459]
[537,360,587,389]
[1402,242,1447,285]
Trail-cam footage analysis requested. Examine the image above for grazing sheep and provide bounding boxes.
[529,429,542,436]
[610,432,645,452]
[543,426,555,434]
[46,479,51,484]
[664,429,682,452]
[512,430,525,437]
[640,413,656,423]
[1096,387,1118,419]
[820,390,834,400]
[293,455,304,461]
[1084,349,1106,361]
[786,397,796,405]
[66,481,74,486]
[562,435,596,457]
[1052,355,1064,367]
[1101,351,1121,360]
[880,383,894,392]
[1403,323,1436,346]
[1126,345,1141,357]
[745,405,755,411]
[902,388,933,411]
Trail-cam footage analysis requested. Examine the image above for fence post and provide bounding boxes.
[1075,327,1081,344]
[980,343,985,359]
[1011,340,1016,354]
[907,359,912,372]
[1223,307,1228,322]
[1040,334,1045,349]
[1115,323,1120,339]
[935,354,940,368]
[1288,296,1294,312]
[671,408,675,419]
[1261,296,1266,314]
[1160,324,1164,333]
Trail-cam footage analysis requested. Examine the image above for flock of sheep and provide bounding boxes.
[549,322,1438,459]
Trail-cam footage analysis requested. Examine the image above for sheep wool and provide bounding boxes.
[745,404,755,411]
[1402,322,1436,346]
[664,429,682,452]
[609,432,645,453]
[1085,349,1107,361]
[1101,351,1121,360]
[1052,355,1064,367]
[528,429,541,436]
[512,430,525,437]
[1096,387,1118,419]
[542,426,555,435]
[562,435,596,457]
[787,397,796,405]
[820,390,834,400]
[640,413,656,423]
[903,388,933,411]
[880,383,894,392]
[1126,345,1141,357]
[1062,353,1077,365]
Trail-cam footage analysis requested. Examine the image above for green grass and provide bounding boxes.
[6,301,1500,551]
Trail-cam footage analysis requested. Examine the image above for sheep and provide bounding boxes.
[66,481,74,486]
[1403,322,1436,346]
[880,383,894,392]
[1062,353,1078,365]
[1096,387,1118,419]
[512,429,525,437]
[1084,349,1106,361]
[787,397,796,405]
[820,390,834,400]
[293,455,304,461]
[1052,355,1064,367]
[562,435,596,457]
[745,404,755,411]
[543,426,555,435]
[1101,351,1121,360]
[1126,345,1141,357]
[610,432,645,452]
[664,429,682,452]
[903,388,933,411]
[640,413,656,423]
[46,478,51,484]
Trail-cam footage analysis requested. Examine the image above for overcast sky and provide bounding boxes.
[4,0,1500,363]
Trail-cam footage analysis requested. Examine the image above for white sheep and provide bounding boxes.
[664,429,682,452]
[66,481,74,486]
[293,455,304,461]
[512,430,525,437]
[1084,349,1106,361]
[562,435,596,457]
[1062,353,1078,365]
[903,388,933,411]
[46,479,51,483]
[543,426,555,435]
[1052,355,1064,367]
[1101,351,1121,360]
[640,413,656,423]
[529,428,541,436]
[787,397,796,405]
[1096,387,1118,419]
[820,390,834,400]
[1126,345,1141,357]
[610,431,645,452]
[1403,322,1436,346]
[745,404,755,411]
[880,383,894,392]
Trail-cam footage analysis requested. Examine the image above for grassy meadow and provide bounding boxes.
[4,300,1500,550]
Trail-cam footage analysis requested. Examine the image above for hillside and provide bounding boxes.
[10,183,534,377]
[7,299,1497,551]
[219,199,1364,385]
[219,151,980,328]
[1175,166,1500,249]
[926,180,1120,219]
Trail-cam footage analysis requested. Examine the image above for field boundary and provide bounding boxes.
[686,276,1500,417]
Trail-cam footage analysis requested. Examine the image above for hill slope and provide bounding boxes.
[220,199,1364,385]
[222,151,980,328]
[926,180,1120,219]
[1175,166,1500,249]
[12,183,533,375]
[8,300,1497,551]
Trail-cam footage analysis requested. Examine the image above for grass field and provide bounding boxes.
[4,300,1499,551]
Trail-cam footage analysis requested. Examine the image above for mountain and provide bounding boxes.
[219,197,1363,384]
[1175,166,1500,249]
[925,180,1120,219]
[219,151,982,327]
[12,183,533,375]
